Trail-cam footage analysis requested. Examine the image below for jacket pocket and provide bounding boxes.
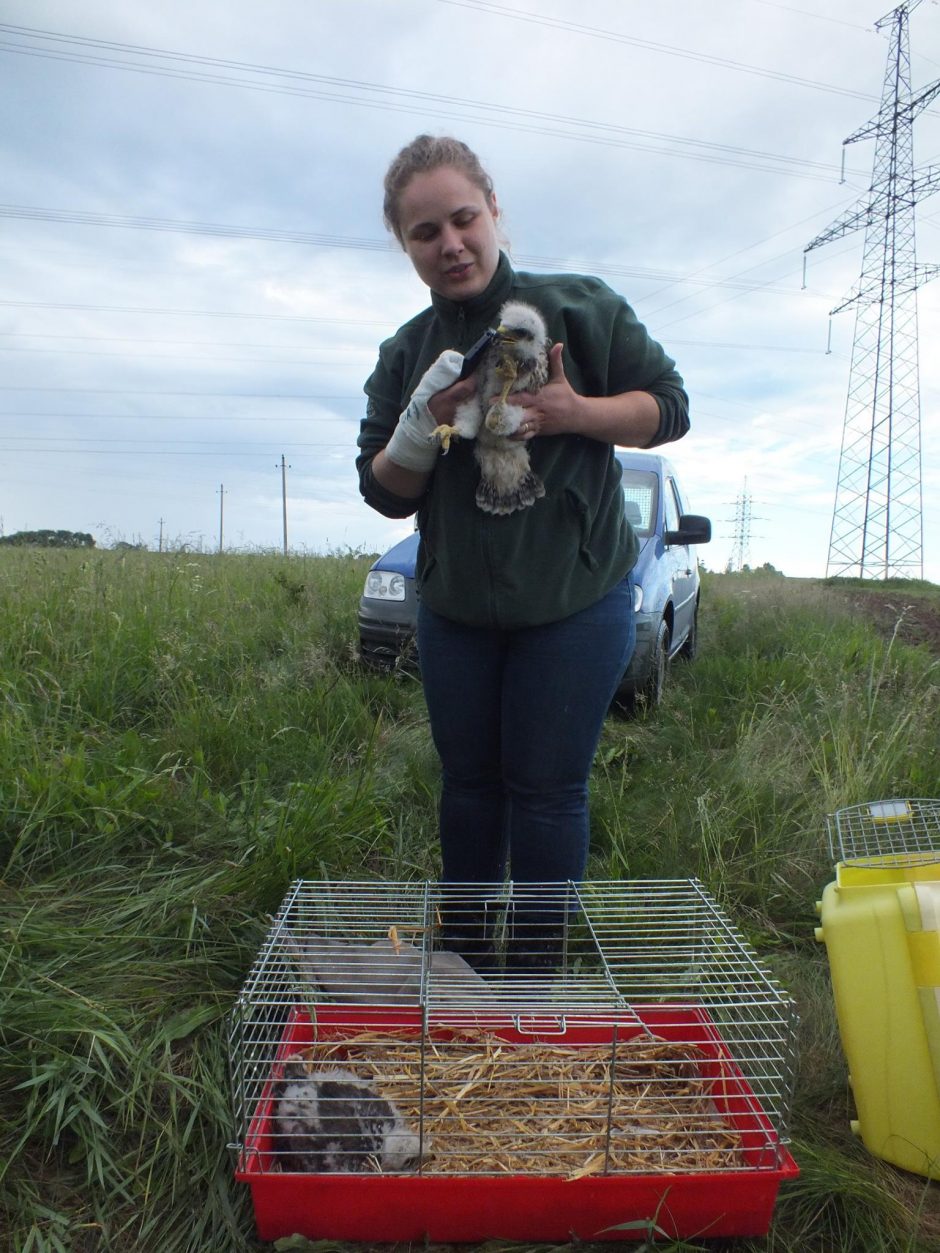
[417,550,437,591]
[565,486,599,572]
[415,501,437,591]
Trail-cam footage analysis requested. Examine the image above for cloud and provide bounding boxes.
[1,0,938,581]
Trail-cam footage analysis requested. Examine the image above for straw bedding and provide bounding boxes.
[289,1027,745,1176]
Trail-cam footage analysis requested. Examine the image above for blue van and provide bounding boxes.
[358,450,711,707]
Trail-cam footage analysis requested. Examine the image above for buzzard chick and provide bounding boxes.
[431,301,550,515]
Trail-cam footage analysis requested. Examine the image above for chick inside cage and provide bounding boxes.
[230,879,799,1243]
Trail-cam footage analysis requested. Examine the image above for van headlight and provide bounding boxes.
[633,582,644,613]
[364,570,406,601]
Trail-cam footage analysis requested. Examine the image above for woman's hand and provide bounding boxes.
[374,365,482,496]
[375,349,465,493]
[427,373,479,426]
[509,342,662,447]
[506,344,583,440]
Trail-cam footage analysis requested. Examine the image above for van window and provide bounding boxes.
[620,469,657,536]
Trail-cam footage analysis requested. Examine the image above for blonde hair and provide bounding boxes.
[383,135,496,243]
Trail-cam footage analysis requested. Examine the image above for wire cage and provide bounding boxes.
[826,798,940,869]
[230,878,799,1243]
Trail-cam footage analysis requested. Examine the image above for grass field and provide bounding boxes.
[1,549,939,1252]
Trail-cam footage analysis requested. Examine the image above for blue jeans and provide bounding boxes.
[416,575,635,885]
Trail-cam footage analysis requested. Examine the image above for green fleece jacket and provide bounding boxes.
[357,253,688,629]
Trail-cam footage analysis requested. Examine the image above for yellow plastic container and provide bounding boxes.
[816,856,940,1177]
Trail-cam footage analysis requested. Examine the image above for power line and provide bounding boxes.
[639,217,883,322]
[0,24,870,182]
[0,333,373,349]
[0,204,394,251]
[0,396,842,439]
[2,180,890,326]
[0,386,361,397]
[0,446,348,455]
[0,210,824,300]
[743,1,874,33]
[0,346,372,365]
[5,15,880,101]
[513,252,802,294]
[665,337,835,355]
[0,255,865,361]
[436,0,893,104]
[0,333,839,366]
[634,191,875,309]
[0,299,393,327]
[646,231,881,329]
[0,180,896,319]
[0,329,839,355]
[0,411,358,420]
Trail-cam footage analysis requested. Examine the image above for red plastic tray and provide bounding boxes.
[236,1005,798,1243]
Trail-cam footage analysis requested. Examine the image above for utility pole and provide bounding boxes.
[804,1,939,580]
[157,517,165,553]
[217,484,225,554]
[278,455,291,556]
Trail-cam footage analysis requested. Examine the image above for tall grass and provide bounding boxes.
[1,552,938,1251]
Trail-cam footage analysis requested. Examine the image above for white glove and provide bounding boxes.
[384,350,463,472]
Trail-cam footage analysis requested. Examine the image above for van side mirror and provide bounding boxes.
[665,514,711,546]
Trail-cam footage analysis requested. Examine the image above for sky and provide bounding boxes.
[2,0,940,580]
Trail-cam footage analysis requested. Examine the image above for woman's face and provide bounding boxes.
[396,166,500,301]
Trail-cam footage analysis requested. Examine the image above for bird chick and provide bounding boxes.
[430,300,550,515]
[272,1060,425,1173]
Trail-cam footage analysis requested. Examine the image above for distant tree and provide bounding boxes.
[0,529,96,548]
[721,560,784,577]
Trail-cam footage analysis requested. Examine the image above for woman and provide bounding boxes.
[357,135,689,968]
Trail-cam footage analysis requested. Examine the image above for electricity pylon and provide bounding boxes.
[727,479,754,573]
[804,0,939,580]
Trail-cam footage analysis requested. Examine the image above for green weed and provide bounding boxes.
[1,551,938,1251]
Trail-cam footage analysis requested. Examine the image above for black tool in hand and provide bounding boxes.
[458,328,497,381]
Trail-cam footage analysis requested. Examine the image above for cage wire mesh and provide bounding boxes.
[230,879,797,1180]
[826,798,940,869]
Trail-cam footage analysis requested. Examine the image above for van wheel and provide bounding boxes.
[641,620,671,708]
[678,603,699,662]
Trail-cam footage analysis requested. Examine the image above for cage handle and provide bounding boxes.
[513,1014,567,1036]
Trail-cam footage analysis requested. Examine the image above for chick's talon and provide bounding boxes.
[429,423,460,453]
[484,403,506,434]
